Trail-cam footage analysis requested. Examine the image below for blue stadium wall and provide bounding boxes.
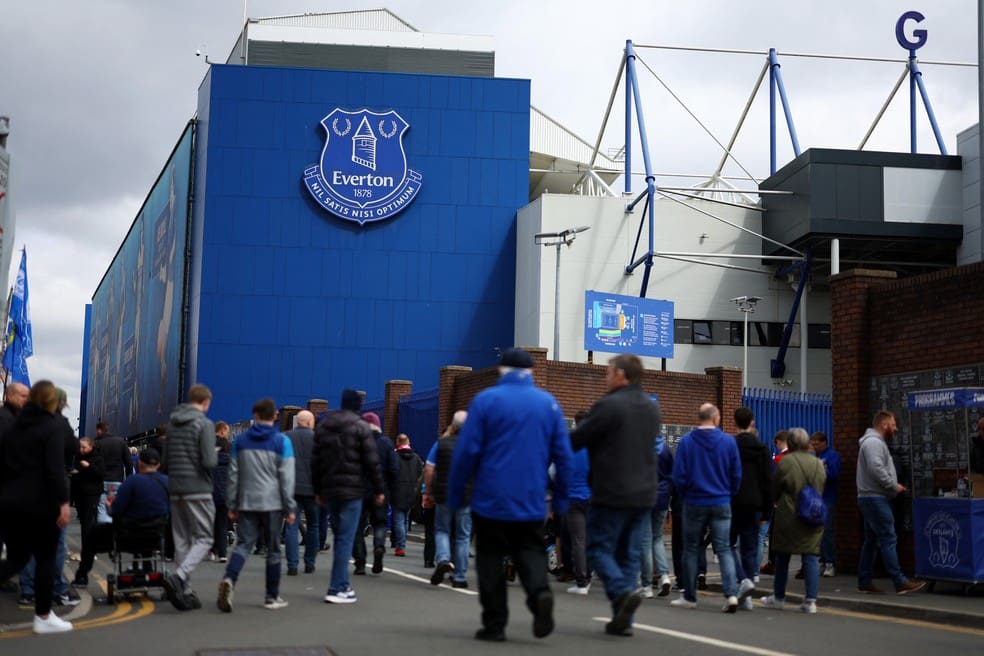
[187,64,530,425]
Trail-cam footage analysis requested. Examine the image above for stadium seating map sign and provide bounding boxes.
[584,290,674,359]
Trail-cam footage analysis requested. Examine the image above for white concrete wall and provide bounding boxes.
[515,193,832,393]
[957,124,982,265]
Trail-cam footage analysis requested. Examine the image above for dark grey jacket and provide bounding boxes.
[164,404,217,496]
[285,427,316,497]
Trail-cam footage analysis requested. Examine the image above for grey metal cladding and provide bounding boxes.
[246,41,495,77]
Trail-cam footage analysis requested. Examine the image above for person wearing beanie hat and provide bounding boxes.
[447,347,574,642]
[353,412,398,575]
[311,390,386,604]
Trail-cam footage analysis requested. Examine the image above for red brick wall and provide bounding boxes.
[831,262,984,574]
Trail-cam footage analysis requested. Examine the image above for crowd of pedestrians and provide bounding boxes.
[0,352,925,639]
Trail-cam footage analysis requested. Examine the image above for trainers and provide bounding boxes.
[52,592,81,607]
[72,574,89,587]
[566,583,590,595]
[760,595,785,609]
[431,560,454,585]
[737,578,756,602]
[216,577,234,613]
[163,571,192,610]
[452,580,470,589]
[723,595,739,613]
[372,546,385,574]
[287,567,298,576]
[394,548,406,557]
[33,612,73,635]
[753,574,760,584]
[185,591,202,609]
[759,562,775,575]
[353,564,366,575]
[697,573,708,590]
[822,563,836,578]
[800,599,817,614]
[324,588,357,604]
[895,580,926,595]
[264,596,288,610]
[304,563,316,574]
[795,568,805,580]
[608,589,643,634]
[532,590,554,638]
[670,595,697,609]
[17,594,35,607]
[739,596,754,611]
[475,627,506,642]
[858,583,887,595]
[657,574,671,597]
[218,556,228,563]
[641,585,654,599]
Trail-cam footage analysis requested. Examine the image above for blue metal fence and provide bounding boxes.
[742,388,833,452]
[398,388,440,460]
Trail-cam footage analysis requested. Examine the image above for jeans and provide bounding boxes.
[820,500,836,564]
[319,505,330,549]
[682,503,737,601]
[857,496,908,587]
[775,552,819,601]
[284,495,320,570]
[20,524,69,597]
[224,511,283,598]
[391,509,410,550]
[587,506,647,607]
[566,501,591,586]
[421,506,435,565]
[640,508,670,585]
[326,497,363,594]
[472,513,549,633]
[730,508,761,582]
[435,504,472,582]
[352,498,387,566]
[757,517,771,570]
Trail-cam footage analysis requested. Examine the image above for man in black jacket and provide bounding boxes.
[94,421,132,483]
[353,412,398,575]
[570,354,661,637]
[312,389,385,604]
[730,407,772,610]
[0,382,28,557]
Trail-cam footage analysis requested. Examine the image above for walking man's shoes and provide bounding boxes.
[608,589,642,635]
[475,627,506,642]
[372,546,385,574]
[532,590,554,638]
[431,560,454,585]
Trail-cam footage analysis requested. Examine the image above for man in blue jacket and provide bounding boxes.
[448,348,573,643]
[216,398,296,612]
[810,431,840,577]
[671,403,742,612]
[570,353,661,637]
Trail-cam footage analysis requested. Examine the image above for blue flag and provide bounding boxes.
[3,250,33,385]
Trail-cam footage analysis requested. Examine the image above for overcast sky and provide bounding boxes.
[0,1,978,430]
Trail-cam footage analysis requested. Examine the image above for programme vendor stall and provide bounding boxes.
[907,388,984,592]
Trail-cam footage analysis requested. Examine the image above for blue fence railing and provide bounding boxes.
[742,388,833,452]
[398,388,440,459]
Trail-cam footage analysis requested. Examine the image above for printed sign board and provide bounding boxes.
[584,290,674,359]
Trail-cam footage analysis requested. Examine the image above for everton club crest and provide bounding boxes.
[303,108,423,225]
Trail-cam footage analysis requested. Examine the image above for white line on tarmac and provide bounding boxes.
[383,566,479,596]
[592,617,797,656]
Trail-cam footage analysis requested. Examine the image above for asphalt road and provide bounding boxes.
[2,537,981,655]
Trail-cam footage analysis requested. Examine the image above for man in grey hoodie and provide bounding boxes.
[162,384,217,611]
[856,410,924,595]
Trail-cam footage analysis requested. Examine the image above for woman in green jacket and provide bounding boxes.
[761,427,826,613]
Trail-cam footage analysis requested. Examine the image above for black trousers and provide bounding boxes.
[0,513,60,617]
[421,506,436,565]
[213,504,229,558]
[472,512,549,633]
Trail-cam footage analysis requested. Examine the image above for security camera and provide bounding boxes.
[195,49,202,57]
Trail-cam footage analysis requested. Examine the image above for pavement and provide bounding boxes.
[0,524,984,637]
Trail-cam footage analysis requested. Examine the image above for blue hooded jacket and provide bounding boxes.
[654,436,674,512]
[448,370,573,521]
[672,426,741,507]
[568,448,591,503]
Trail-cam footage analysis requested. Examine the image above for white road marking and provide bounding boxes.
[383,566,479,595]
[592,617,798,656]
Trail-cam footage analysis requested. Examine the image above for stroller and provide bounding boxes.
[104,515,169,604]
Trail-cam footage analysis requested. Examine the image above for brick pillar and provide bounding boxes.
[830,268,896,574]
[384,380,413,440]
[705,366,743,435]
[307,398,329,417]
[279,405,303,431]
[524,346,549,389]
[439,366,473,433]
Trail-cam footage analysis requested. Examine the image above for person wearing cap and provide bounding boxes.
[312,389,386,604]
[109,448,170,520]
[447,347,574,642]
[570,353,662,635]
[352,411,398,575]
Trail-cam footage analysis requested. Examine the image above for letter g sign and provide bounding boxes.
[896,11,927,51]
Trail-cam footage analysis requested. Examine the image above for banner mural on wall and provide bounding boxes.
[85,124,193,437]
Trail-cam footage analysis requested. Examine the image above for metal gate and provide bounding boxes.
[742,388,833,450]
[398,388,440,459]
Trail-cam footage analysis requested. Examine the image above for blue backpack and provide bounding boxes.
[792,458,827,527]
